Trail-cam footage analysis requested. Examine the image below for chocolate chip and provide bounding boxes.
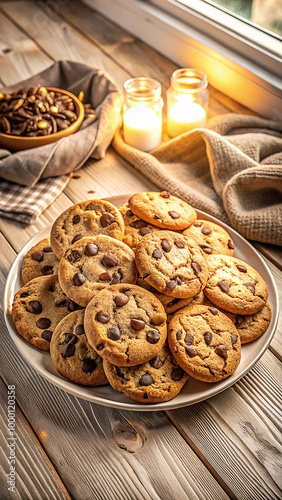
[245,283,255,294]
[96,311,110,323]
[114,295,129,307]
[166,280,177,291]
[168,210,180,219]
[146,330,160,344]
[64,333,77,345]
[107,326,121,341]
[20,291,30,298]
[131,318,146,331]
[81,358,97,373]
[139,227,152,235]
[219,280,230,293]
[130,219,147,229]
[235,315,245,327]
[41,265,54,275]
[126,209,134,217]
[149,356,162,369]
[43,246,52,253]
[73,272,86,286]
[85,202,96,211]
[67,250,81,263]
[176,330,182,340]
[185,345,197,357]
[152,249,162,259]
[191,262,201,275]
[139,374,154,386]
[31,250,44,262]
[103,254,118,267]
[231,334,238,345]
[185,332,194,345]
[56,300,68,308]
[236,264,247,273]
[160,191,170,198]
[99,272,112,281]
[201,226,211,235]
[151,314,165,326]
[171,367,184,381]
[200,245,212,254]
[72,234,84,244]
[112,272,122,284]
[100,213,115,227]
[175,240,184,248]
[36,318,51,329]
[84,243,98,256]
[96,343,104,351]
[204,331,212,345]
[209,307,218,315]
[75,324,85,335]
[73,214,80,224]
[62,343,75,358]
[42,330,52,341]
[215,345,227,359]
[175,276,182,285]
[194,221,202,227]
[228,239,235,249]
[161,239,171,252]
[154,214,162,220]
[28,301,42,314]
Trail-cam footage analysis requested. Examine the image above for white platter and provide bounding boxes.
[4,195,279,411]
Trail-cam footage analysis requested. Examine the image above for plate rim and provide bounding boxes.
[3,195,279,411]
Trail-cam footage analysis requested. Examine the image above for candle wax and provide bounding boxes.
[167,99,206,137]
[123,105,162,151]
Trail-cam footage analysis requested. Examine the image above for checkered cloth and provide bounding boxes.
[0,174,71,224]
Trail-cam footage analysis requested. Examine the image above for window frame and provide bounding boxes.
[82,0,282,119]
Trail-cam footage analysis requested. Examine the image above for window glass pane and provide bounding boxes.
[178,0,282,37]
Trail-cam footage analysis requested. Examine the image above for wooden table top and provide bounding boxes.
[0,1,281,499]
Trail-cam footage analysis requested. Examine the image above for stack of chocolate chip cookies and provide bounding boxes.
[11,191,271,404]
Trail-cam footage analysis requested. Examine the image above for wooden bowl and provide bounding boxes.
[0,87,85,151]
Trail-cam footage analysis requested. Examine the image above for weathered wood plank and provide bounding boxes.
[0,237,228,500]
[0,10,51,86]
[261,256,282,361]
[0,377,71,500]
[167,349,282,500]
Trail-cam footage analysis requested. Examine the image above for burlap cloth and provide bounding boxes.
[113,114,282,246]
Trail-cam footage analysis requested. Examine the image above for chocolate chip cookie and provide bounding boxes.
[183,219,235,256]
[103,344,188,403]
[128,191,197,230]
[135,231,208,299]
[12,275,81,351]
[21,237,60,284]
[119,202,161,251]
[58,236,137,307]
[226,303,271,344]
[50,310,108,386]
[51,199,125,259]
[204,255,268,314]
[168,305,241,383]
[84,284,167,366]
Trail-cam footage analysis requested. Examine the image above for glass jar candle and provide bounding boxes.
[167,68,209,138]
[123,77,163,151]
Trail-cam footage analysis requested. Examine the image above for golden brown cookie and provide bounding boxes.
[12,275,81,351]
[50,310,108,386]
[183,219,235,256]
[103,343,188,403]
[204,255,268,314]
[225,303,271,344]
[128,191,197,230]
[58,236,137,307]
[168,305,241,383]
[50,199,125,259]
[84,284,167,366]
[135,231,208,298]
[119,202,161,251]
[21,237,60,284]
